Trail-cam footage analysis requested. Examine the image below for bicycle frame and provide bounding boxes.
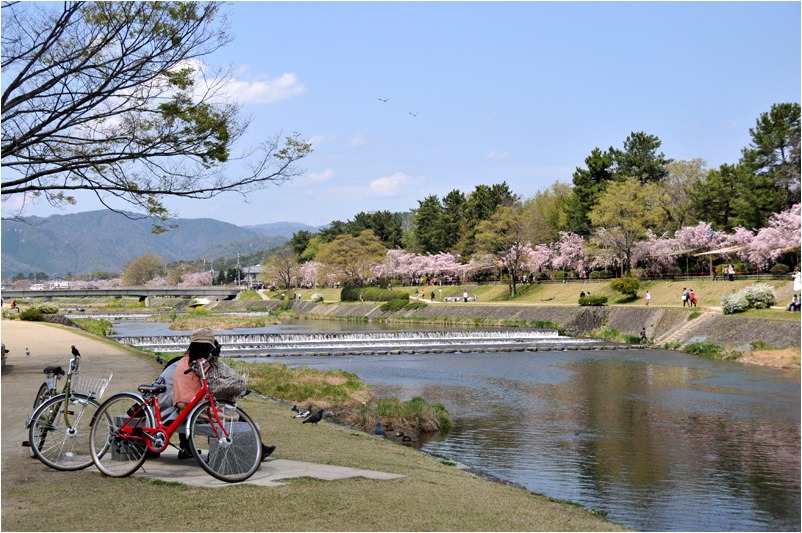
[115,358,231,454]
[27,353,81,429]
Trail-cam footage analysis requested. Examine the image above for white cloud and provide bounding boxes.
[293,168,334,186]
[224,72,306,105]
[368,172,420,197]
[487,150,511,160]
[179,60,306,105]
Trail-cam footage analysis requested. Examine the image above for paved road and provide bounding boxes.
[0,320,403,488]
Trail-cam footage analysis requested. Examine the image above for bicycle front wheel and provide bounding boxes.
[28,393,101,471]
[89,393,153,478]
[188,401,262,483]
[27,382,53,457]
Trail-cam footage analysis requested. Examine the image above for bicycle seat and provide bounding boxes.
[43,365,65,376]
[138,384,167,395]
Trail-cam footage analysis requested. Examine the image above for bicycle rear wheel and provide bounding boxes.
[187,401,262,483]
[89,392,153,478]
[28,393,100,471]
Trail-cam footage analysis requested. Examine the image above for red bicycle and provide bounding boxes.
[89,358,262,483]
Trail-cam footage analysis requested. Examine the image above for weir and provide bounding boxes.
[110,328,605,355]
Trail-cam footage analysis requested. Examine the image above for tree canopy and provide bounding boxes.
[1,1,311,229]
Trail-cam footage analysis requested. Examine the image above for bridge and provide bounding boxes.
[0,287,241,302]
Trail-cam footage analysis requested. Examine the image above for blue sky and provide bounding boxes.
[13,1,802,227]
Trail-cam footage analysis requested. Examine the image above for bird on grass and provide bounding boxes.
[291,405,300,413]
[71,345,80,357]
[374,420,386,437]
[293,406,312,419]
[25,347,30,356]
[155,354,164,365]
[303,409,324,425]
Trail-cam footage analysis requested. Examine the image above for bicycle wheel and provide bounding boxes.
[89,392,153,478]
[28,393,100,471]
[27,382,52,457]
[187,401,262,483]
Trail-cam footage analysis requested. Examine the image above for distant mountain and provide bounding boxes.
[243,221,319,238]
[0,210,303,278]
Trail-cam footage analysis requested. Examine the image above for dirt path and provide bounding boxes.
[1,321,158,488]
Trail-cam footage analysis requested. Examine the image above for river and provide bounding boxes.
[112,320,801,531]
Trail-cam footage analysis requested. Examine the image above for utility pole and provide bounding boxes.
[236,253,241,287]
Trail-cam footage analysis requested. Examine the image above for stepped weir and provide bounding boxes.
[111,329,614,357]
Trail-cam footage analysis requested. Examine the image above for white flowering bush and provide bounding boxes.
[721,292,749,314]
[721,283,776,314]
[311,293,324,302]
[742,283,777,309]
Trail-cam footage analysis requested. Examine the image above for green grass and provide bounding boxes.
[1,396,625,532]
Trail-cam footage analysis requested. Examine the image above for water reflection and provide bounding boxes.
[262,349,800,532]
[110,320,799,531]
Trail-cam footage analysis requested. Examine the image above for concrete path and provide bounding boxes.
[1,320,404,489]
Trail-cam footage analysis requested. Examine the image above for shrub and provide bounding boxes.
[683,342,741,361]
[579,295,608,306]
[770,263,790,274]
[742,283,776,309]
[380,299,427,312]
[311,293,324,302]
[721,292,749,314]
[341,284,409,302]
[588,271,604,279]
[610,276,640,297]
[19,308,44,321]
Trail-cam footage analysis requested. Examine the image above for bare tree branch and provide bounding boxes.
[1,1,312,224]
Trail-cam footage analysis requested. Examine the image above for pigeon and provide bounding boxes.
[293,406,312,419]
[291,405,300,413]
[25,347,30,356]
[71,345,81,357]
[155,354,164,365]
[374,420,386,437]
[302,408,324,425]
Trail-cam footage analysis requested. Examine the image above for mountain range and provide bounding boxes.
[1,210,318,278]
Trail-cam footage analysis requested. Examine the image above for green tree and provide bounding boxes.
[351,210,403,248]
[1,2,311,229]
[122,253,164,285]
[612,131,673,183]
[522,181,571,244]
[689,163,742,230]
[461,182,518,257]
[656,159,708,231]
[566,148,615,235]
[740,102,801,214]
[589,178,661,275]
[441,189,467,252]
[474,205,528,297]
[316,230,387,285]
[289,230,313,258]
[413,195,447,254]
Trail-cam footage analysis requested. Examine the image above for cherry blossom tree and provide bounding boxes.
[552,232,588,274]
[300,261,324,288]
[748,204,801,270]
[632,230,678,273]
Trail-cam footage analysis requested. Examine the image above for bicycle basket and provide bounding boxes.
[208,361,248,400]
[71,369,113,399]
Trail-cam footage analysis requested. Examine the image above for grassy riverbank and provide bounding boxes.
[0,320,626,531]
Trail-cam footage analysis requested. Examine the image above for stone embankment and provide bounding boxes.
[291,301,801,352]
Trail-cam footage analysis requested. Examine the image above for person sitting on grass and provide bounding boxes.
[155,328,275,461]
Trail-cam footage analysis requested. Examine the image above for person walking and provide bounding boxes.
[689,289,697,307]
[645,290,652,306]
[681,288,689,307]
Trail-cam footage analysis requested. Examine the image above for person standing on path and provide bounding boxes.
[682,288,689,307]
[645,290,652,306]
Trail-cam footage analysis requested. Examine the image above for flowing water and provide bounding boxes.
[112,320,800,531]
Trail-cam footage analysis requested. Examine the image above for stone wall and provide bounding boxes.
[291,301,801,350]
